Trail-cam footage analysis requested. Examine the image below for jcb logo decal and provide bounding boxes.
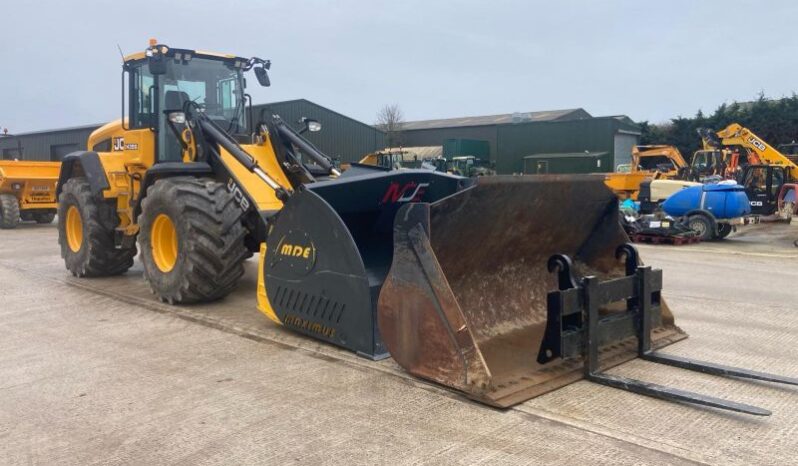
[112,138,138,151]
[280,243,312,259]
[380,181,429,205]
[227,178,251,212]
[747,136,766,152]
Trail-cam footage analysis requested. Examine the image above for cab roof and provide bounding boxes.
[123,47,242,63]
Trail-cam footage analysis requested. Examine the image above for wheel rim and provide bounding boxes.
[65,205,83,252]
[689,219,707,237]
[151,213,179,273]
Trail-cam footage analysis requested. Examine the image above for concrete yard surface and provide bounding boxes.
[1,222,797,465]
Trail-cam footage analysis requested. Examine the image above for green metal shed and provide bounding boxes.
[401,111,640,175]
[0,99,385,164]
[442,139,490,159]
[253,99,385,163]
[523,152,607,174]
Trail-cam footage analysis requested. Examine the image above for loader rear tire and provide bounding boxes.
[35,212,56,224]
[138,177,248,304]
[58,178,136,277]
[0,194,20,229]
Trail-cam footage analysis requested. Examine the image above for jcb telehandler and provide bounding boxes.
[58,41,797,416]
[698,124,798,220]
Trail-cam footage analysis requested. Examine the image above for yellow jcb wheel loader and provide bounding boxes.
[56,40,335,302]
[56,41,797,416]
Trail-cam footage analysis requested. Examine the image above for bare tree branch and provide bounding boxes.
[376,104,404,147]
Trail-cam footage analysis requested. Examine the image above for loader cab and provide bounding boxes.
[739,165,788,215]
[125,44,261,164]
[688,150,725,180]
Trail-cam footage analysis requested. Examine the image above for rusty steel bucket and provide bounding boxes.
[377,175,686,407]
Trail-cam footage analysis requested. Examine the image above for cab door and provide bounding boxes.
[742,166,782,215]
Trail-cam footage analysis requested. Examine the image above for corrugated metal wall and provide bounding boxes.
[1,99,384,164]
[523,154,605,174]
[0,126,98,161]
[442,139,491,158]
[253,99,385,163]
[402,125,499,160]
[401,116,640,175]
[497,118,622,174]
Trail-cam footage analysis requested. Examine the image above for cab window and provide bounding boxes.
[129,65,155,129]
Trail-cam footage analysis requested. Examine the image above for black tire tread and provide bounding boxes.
[0,194,20,229]
[58,178,136,277]
[139,177,248,304]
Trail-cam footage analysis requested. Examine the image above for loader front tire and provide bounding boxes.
[138,177,248,304]
[0,194,20,229]
[58,178,136,277]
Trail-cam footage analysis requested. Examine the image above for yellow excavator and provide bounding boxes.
[604,145,687,199]
[58,41,797,416]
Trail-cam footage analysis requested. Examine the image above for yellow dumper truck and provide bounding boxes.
[0,160,61,228]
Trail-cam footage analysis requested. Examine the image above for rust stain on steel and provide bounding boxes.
[378,175,684,407]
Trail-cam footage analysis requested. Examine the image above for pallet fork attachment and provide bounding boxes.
[544,244,798,416]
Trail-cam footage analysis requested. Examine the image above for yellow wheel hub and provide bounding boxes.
[151,214,179,273]
[65,205,83,253]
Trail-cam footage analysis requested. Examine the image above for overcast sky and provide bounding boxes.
[1,0,796,133]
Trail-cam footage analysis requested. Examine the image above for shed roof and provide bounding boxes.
[401,108,591,131]
[2,123,102,138]
[384,146,443,159]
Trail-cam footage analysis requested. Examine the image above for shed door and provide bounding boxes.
[613,134,637,170]
[536,161,548,174]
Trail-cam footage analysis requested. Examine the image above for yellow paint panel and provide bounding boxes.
[0,161,61,209]
[218,139,292,212]
[257,243,282,324]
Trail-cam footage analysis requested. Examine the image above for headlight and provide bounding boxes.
[168,112,186,124]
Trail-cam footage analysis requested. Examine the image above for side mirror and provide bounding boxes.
[254,67,270,87]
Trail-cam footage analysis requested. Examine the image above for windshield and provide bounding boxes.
[159,57,245,161]
[639,156,675,171]
[161,57,245,129]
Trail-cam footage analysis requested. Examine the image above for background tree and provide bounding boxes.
[376,104,404,147]
[638,93,798,162]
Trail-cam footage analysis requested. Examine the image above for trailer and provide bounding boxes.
[0,160,61,229]
[661,181,758,240]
